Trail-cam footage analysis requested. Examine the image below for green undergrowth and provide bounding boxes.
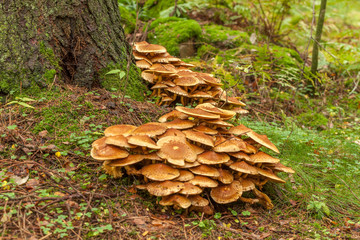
[201,24,249,48]
[148,17,202,56]
[235,116,360,221]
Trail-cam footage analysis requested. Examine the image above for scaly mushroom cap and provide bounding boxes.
[141,71,157,84]
[228,124,252,135]
[213,137,247,152]
[107,154,145,167]
[190,91,213,99]
[186,142,205,155]
[105,135,137,148]
[159,128,186,140]
[189,176,218,188]
[133,51,152,64]
[104,125,137,137]
[92,137,107,150]
[231,107,249,114]
[174,76,199,87]
[175,170,195,182]
[127,135,160,149]
[270,162,295,173]
[166,86,189,97]
[188,195,209,207]
[195,103,223,115]
[183,130,215,147]
[217,169,234,184]
[140,163,180,181]
[136,59,152,69]
[175,106,220,120]
[197,151,230,165]
[210,180,243,204]
[179,182,203,195]
[91,145,129,161]
[205,119,234,128]
[173,61,195,68]
[257,168,285,183]
[195,72,223,86]
[246,131,280,153]
[151,82,168,90]
[228,152,251,162]
[157,136,197,166]
[147,63,177,75]
[145,181,185,196]
[221,96,246,107]
[158,110,189,123]
[181,161,201,168]
[135,42,167,54]
[249,151,280,164]
[193,125,218,135]
[244,142,258,154]
[229,161,258,175]
[164,119,195,129]
[190,165,220,177]
[159,194,191,209]
[239,179,256,191]
[151,53,170,63]
[131,122,167,137]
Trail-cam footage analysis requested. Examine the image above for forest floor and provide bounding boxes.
[1,85,359,239]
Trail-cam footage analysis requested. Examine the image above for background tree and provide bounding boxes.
[0,0,145,99]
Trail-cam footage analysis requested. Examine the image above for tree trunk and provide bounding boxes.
[0,0,144,99]
[310,0,327,76]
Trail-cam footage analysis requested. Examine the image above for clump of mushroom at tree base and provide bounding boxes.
[132,41,248,113]
[90,105,294,212]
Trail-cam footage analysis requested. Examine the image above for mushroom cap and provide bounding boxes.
[270,162,295,173]
[131,122,167,137]
[157,136,197,165]
[183,130,215,147]
[136,59,152,69]
[228,124,252,135]
[158,110,189,123]
[175,106,220,120]
[205,119,234,128]
[239,179,256,191]
[175,170,195,182]
[229,161,258,175]
[190,165,220,177]
[166,86,188,97]
[105,135,136,148]
[231,107,249,114]
[159,128,186,140]
[210,180,243,204]
[186,142,205,155]
[91,145,129,161]
[127,135,160,149]
[133,51,152,64]
[135,42,167,54]
[257,168,285,183]
[179,182,203,195]
[107,154,145,167]
[195,72,223,86]
[243,142,258,154]
[229,152,251,161]
[189,176,218,188]
[217,169,234,184]
[188,195,209,207]
[141,71,157,84]
[92,137,107,150]
[146,181,185,196]
[181,160,201,168]
[249,151,280,164]
[246,131,280,153]
[197,151,230,165]
[104,124,137,137]
[213,137,247,152]
[195,103,223,115]
[147,63,177,75]
[193,125,218,135]
[151,82,168,89]
[173,61,195,68]
[221,96,246,107]
[151,54,170,63]
[164,119,195,129]
[174,76,199,87]
[159,194,191,208]
[140,163,180,181]
[190,91,213,99]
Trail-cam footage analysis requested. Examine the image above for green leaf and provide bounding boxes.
[17,102,35,109]
[241,211,251,216]
[7,125,17,130]
[106,69,121,75]
[214,212,221,219]
[119,71,126,79]
[17,97,35,102]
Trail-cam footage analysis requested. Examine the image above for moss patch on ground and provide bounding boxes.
[201,24,249,48]
[148,17,202,56]
[118,5,136,34]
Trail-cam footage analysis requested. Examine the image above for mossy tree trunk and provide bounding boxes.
[0,0,144,98]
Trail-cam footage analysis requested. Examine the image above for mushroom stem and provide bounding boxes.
[239,197,259,204]
[253,188,274,209]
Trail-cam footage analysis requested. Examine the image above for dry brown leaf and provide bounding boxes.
[38,130,48,137]
[26,179,40,190]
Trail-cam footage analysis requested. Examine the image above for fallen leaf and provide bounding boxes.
[289,199,297,206]
[1,213,10,223]
[66,200,79,209]
[11,174,29,185]
[26,179,40,189]
[280,220,290,225]
[39,130,48,137]
[133,218,146,226]
[142,231,149,236]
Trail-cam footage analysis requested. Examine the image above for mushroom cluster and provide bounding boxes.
[133,41,247,113]
[91,104,294,211]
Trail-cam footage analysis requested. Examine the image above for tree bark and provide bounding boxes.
[0,0,143,98]
[310,0,327,76]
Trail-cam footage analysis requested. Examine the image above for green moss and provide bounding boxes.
[118,5,136,34]
[297,111,329,128]
[100,61,146,101]
[201,25,249,48]
[148,17,201,56]
[143,0,180,18]
[197,44,220,59]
